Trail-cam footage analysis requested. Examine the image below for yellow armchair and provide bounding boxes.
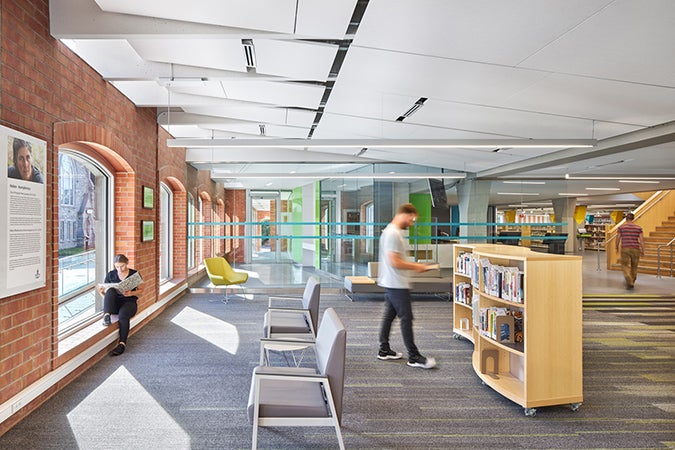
[204,257,249,303]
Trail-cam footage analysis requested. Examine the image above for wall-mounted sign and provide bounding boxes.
[0,125,47,299]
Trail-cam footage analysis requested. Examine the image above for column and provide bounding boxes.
[552,197,577,253]
[456,178,491,243]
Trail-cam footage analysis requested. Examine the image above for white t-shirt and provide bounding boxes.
[377,223,410,289]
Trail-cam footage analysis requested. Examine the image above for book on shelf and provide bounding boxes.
[98,271,143,294]
[455,282,472,305]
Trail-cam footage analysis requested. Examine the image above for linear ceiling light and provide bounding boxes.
[566,174,674,180]
[169,138,596,149]
[396,97,427,121]
[502,180,546,185]
[618,180,660,184]
[211,172,466,180]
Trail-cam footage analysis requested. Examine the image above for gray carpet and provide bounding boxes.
[1,292,674,449]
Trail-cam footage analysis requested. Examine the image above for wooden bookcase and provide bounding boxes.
[452,244,583,416]
[583,223,609,251]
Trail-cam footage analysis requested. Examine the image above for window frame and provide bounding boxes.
[57,149,114,338]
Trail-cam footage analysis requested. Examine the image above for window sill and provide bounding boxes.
[58,316,118,357]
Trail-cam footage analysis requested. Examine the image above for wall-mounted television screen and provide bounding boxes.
[428,178,448,208]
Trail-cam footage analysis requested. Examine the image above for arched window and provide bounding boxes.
[159,183,172,282]
[57,150,112,336]
[187,193,195,269]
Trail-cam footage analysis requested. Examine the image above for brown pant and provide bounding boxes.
[620,248,641,287]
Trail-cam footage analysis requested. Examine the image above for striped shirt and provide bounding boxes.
[617,222,643,249]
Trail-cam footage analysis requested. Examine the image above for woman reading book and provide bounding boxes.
[97,254,143,356]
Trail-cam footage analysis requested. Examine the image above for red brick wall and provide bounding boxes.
[158,126,187,280]
[0,0,218,435]
[185,167,221,267]
[224,189,247,262]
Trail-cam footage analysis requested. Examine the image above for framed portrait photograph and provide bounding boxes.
[141,220,154,242]
[142,186,154,209]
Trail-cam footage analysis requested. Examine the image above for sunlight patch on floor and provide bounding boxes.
[67,366,190,448]
[171,306,240,354]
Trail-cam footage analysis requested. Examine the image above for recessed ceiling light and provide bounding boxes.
[618,180,660,184]
[497,192,540,196]
[585,187,621,191]
[558,193,589,196]
[502,181,546,185]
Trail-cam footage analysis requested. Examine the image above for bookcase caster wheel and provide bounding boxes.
[453,333,462,340]
[570,402,582,412]
[523,408,537,417]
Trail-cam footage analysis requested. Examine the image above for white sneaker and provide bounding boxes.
[407,355,436,369]
[377,349,403,360]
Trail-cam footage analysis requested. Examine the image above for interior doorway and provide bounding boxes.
[249,191,290,263]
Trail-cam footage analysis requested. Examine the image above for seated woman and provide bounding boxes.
[97,254,142,356]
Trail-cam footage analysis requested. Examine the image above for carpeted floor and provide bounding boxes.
[1,291,674,449]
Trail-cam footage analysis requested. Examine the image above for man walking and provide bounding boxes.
[377,203,437,369]
[616,212,644,289]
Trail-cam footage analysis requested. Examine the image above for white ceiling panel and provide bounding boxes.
[206,123,309,139]
[315,113,502,140]
[504,73,675,126]
[180,106,316,129]
[63,39,168,79]
[295,0,357,38]
[221,81,324,108]
[355,0,614,65]
[182,106,289,125]
[412,99,595,139]
[337,46,550,105]
[129,39,246,72]
[519,0,675,87]
[111,81,170,106]
[94,0,299,33]
[324,90,420,122]
[255,40,338,79]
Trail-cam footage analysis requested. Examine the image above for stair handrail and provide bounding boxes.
[656,236,675,278]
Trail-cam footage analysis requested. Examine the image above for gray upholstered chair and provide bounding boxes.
[248,307,346,450]
[263,276,320,339]
[261,276,321,365]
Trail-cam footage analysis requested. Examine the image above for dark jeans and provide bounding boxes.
[103,289,138,343]
[379,288,419,358]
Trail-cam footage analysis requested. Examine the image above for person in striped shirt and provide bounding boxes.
[615,212,644,289]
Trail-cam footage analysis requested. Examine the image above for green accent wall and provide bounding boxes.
[409,193,432,244]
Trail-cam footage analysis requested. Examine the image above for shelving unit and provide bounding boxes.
[583,223,609,251]
[452,244,583,416]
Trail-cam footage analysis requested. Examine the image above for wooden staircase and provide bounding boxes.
[610,213,675,276]
[639,215,675,276]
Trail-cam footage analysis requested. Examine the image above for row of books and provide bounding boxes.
[477,307,518,343]
[456,252,524,303]
[455,252,480,284]
[482,262,524,303]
